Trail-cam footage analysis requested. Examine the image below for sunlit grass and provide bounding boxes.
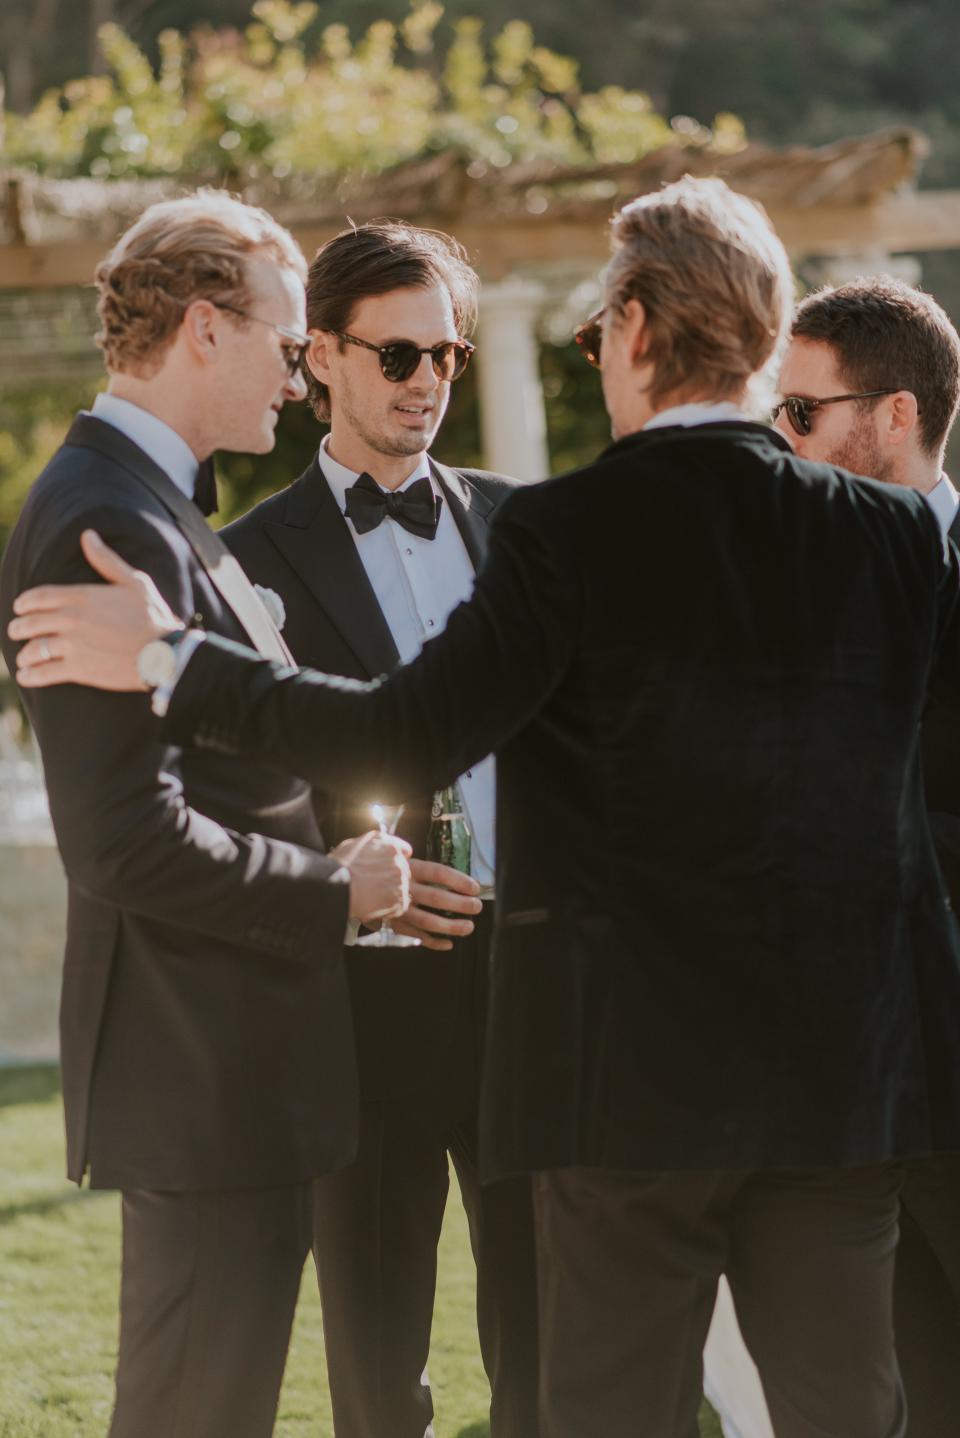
[0,1065,722,1437]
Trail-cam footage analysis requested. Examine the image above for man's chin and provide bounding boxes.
[384,427,437,457]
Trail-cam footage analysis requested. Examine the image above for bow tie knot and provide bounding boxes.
[344,471,442,541]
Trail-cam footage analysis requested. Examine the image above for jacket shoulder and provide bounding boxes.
[16,439,172,536]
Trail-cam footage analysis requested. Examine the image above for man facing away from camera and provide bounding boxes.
[774,274,960,1438]
[14,178,960,1438]
[0,192,411,1438]
[220,221,540,1438]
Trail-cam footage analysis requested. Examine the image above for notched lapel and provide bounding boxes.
[265,457,399,678]
[431,459,494,570]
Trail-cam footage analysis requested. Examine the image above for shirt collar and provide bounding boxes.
[924,472,959,541]
[90,393,200,501]
[318,434,433,516]
[644,401,751,432]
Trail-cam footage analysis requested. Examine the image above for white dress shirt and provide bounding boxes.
[924,473,959,547]
[90,392,199,500]
[319,437,497,889]
[644,400,751,432]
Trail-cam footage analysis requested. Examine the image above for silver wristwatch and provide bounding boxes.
[137,629,188,691]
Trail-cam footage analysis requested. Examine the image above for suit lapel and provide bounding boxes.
[264,455,399,677]
[430,458,495,571]
[65,415,291,663]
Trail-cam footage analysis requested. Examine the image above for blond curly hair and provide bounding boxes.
[94,189,307,376]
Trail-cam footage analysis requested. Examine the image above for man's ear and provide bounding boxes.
[882,390,920,448]
[619,298,650,365]
[305,330,334,384]
[180,299,220,364]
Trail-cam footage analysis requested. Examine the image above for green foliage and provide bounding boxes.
[2,0,740,183]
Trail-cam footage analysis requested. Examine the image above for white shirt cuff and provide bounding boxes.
[150,630,206,717]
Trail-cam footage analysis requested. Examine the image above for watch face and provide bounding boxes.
[137,638,177,689]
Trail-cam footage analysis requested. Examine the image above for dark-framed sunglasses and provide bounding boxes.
[213,302,310,376]
[772,388,900,438]
[574,309,604,368]
[329,330,476,383]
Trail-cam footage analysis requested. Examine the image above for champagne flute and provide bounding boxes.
[356,801,412,947]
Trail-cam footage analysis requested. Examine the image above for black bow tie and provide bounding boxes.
[194,456,219,519]
[344,471,442,541]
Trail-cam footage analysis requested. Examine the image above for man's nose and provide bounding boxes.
[408,352,439,389]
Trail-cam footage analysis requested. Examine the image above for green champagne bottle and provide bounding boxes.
[426,783,471,918]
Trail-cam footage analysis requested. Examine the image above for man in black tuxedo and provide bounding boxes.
[0,194,411,1438]
[774,275,960,1438]
[220,221,539,1438]
[16,178,960,1438]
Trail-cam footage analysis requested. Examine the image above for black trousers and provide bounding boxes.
[533,1163,905,1438]
[109,1183,312,1438]
[312,906,540,1438]
[894,1153,960,1437]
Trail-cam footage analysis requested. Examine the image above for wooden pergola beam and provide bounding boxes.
[3,191,960,291]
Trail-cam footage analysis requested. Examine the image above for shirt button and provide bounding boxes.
[405,547,413,556]
[466,770,472,779]
[427,619,435,628]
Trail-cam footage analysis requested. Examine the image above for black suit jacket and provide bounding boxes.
[221,453,516,1096]
[164,422,960,1180]
[924,507,960,906]
[0,416,357,1190]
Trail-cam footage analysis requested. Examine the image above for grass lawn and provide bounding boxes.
[0,1065,723,1437]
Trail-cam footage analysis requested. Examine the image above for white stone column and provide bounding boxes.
[475,277,550,483]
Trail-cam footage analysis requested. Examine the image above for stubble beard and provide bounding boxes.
[338,376,445,460]
[825,416,896,487]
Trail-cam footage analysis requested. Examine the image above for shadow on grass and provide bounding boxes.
[455,1426,490,1438]
[0,1062,60,1109]
[0,1188,95,1228]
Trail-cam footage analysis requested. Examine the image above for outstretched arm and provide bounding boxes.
[10,493,579,800]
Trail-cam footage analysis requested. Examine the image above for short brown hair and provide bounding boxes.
[792,277,960,456]
[95,189,307,376]
[606,176,793,413]
[303,220,479,422]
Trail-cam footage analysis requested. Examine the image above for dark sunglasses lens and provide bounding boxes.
[379,343,421,382]
[787,397,812,436]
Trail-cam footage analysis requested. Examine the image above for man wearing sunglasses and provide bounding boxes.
[774,274,960,1438]
[16,179,960,1438]
[0,193,414,1438]
[218,220,540,1438]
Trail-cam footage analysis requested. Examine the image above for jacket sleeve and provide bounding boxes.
[16,498,350,964]
[164,489,579,800]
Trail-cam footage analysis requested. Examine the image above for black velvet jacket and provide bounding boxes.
[164,423,960,1180]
